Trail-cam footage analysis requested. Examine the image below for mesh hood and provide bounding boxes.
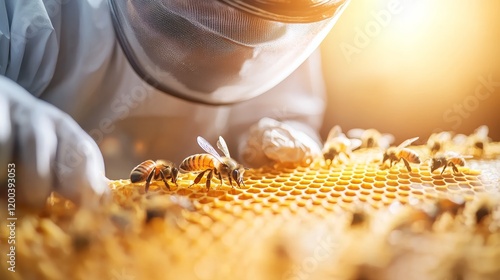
[109,0,349,105]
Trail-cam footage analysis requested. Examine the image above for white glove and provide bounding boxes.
[239,117,322,167]
[0,76,108,210]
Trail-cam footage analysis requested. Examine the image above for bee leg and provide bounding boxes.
[191,170,209,188]
[237,172,245,188]
[172,168,179,186]
[206,170,213,191]
[216,170,223,187]
[440,165,448,175]
[228,173,234,189]
[144,170,156,193]
[449,162,459,174]
[158,170,171,191]
[402,158,412,173]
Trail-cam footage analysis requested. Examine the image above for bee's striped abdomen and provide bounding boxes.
[399,149,421,164]
[130,160,156,183]
[450,157,466,167]
[180,154,215,172]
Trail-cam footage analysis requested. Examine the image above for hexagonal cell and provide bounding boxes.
[259,178,276,184]
[289,176,302,182]
[399,185,411,191]
[305,188,318,195]
[251,183,269,189]
[398,173,411,179]
[238,193,254,200]
[361,183,373,190]
[387,180,399,187]
[337,180,350,186]
[218,195,235,202]
[290,189,303,196]
[263,187,279,193]
[323,182,336,187]
[373,188,384,194]
[352,174,365,179]
[347,185,360,191]
[410,178,422,183]
[433,180,447,186]
[375,175,386,182]
[365,171,377,178]
[350,178,363,184]
[363,177,375,183]
[273,178,288,183]
[283,181,298,188]
[386,187,398,193]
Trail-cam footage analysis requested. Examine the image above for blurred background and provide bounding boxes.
[319,0,500,143]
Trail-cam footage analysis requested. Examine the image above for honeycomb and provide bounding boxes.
[1,142,500,280]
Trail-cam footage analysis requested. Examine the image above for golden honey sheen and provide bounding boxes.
[1,142,499,280]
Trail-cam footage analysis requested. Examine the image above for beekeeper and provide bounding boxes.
[0,0,349,208]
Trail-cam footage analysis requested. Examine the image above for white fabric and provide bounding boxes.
[0,0,328,205]
[239,118,322,167]
[0,76,108,209]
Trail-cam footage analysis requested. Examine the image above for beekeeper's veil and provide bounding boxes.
[109,0,349,105]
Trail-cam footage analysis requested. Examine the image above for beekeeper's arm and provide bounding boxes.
[0,0,107,209]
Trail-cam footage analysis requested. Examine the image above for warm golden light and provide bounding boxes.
[320,0,500,142]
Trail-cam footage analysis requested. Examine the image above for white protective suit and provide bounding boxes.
[0,0,347,208]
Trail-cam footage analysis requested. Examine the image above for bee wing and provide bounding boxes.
[397,137,419,149]
[443,151,473,159]
[380,133,395,148]
[326,125,343,143]
[347,128,365,139]
[427,133,437,143]
[216,136,231,158]
[453,134,468,145]
[474,125,489,138]
[349,138,362,150]
[197,136,223,163]
[437,131,453,142]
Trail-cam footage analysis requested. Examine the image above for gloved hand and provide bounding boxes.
[239,117,322,167]
[0,76,108,210]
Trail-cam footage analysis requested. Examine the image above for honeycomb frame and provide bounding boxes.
[1,142,500,280]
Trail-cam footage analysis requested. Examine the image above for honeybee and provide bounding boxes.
[322,126,362,165]
[347,128,394,150]
[130,160,178,192]
[426,131,453,155]
[453,125,491,157]
[382,137,421,172]
[429,152,472,174]
[180,136,246,190]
